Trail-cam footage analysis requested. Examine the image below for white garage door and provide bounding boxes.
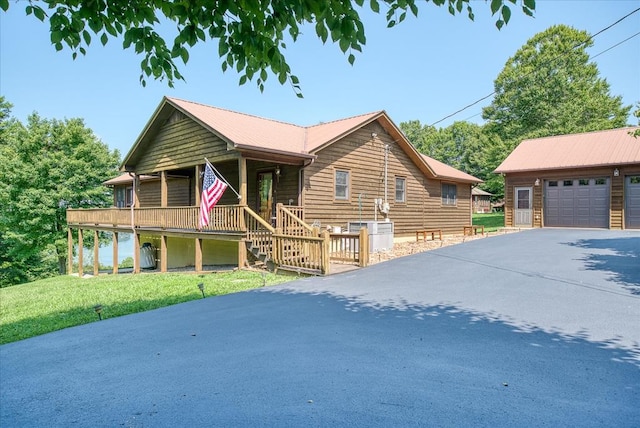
[626,175,640,229]
[544,178,609,228]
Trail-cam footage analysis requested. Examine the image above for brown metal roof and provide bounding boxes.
[420,154,482,183]
[495,127,640,173]
[472,187,492,196]
[122,96,481,184]
[103,173,156,186]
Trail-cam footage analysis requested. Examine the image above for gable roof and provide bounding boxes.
[495,127,640,173]
[122,96,481,184]
[420,154,481,183]
[472,187,492,196]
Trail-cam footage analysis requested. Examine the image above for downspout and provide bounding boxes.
[128,172,136,232]
[298,157,315,206]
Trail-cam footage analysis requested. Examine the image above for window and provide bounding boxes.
[395,177,406,203]
[630,176,640,184]
[441,183,457,206]
[579,179,589,186]
[595,178,607,185]
[335,170,349,200]
[563,180,573,186]
[548,181,558,187]
[115,186,134,208]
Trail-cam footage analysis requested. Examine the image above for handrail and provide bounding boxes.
[276,203,316,236]
[242,206,276,233]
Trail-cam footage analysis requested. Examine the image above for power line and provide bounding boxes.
[429,7,640,127]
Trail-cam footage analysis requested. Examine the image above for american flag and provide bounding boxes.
[199,163,228,228]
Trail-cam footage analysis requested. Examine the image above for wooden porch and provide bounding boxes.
[66,204,369,277]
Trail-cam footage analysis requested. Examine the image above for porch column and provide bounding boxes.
[195,238,203,273]
[133,174,140,208]
[160,170,168,207]
[195,164,203,207]
[112,232,119,275]
[239,157,247,205]
[67,228,73,275]
[238,239,247,269]
[133,232,140,274]
[78,229,84,278]
[160,235,168,273]
[93,230,99,276]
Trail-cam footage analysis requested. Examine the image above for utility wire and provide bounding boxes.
[429,7,640,127]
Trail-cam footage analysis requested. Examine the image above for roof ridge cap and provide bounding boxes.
[305,111,383,129]
[167,97,304,129]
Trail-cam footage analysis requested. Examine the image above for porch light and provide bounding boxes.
[93,304,103,321]
[197,282,205,298]
[275,165,281,177]
[534,178,540,186]
[614,168,619,177]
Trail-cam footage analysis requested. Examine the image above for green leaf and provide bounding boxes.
[239,75,247,85]
[387,19,396,28]
[100,33,108,46]
[33,6,46,22]
[0,0,9,12]
[523,0,536,10]
[82,30,91,45]
[348,53,355,65]
[501,6,511,24]
[51,31,63,44]
[490,0,502,15]
[180,48,189,64]
[338,38,349,53]
[370,0,380,13]
[496,19,504,30]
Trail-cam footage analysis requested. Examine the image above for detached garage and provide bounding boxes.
[495,127,640,230]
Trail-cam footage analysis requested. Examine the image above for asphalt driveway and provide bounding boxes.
[1,229,639,427]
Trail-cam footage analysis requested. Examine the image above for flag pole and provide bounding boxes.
[204,157,242,200]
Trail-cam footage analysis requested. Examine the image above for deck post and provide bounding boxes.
[238,239,247,269]
[133,232,140,274]
[359,227,369,267]
[195,237,203,273]
[321,230,330,275]
[67,228,73,275]
[195,164,202,208]
[239,157,247,205]
[93,230,99,276]
[160,170,167,229]
[78,229,84,278]
[160,235,168,273]
[112,232,119,275]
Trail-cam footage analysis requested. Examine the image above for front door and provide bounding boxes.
[257,171,274,223]
[514,187,532,226]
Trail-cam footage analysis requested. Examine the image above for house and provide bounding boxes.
[67,97,481,275]
[471,187,493,213]
[494,127,640,229]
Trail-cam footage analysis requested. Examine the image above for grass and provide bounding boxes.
[472,212,505,233]
[0,270,294,345]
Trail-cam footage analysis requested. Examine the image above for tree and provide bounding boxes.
[1,0,535,94]
[0,100,120,286]
[482,24,632,145]
[400,119,505,197]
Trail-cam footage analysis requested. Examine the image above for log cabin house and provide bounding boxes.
[495,127,640,229]
[67,97,481,275]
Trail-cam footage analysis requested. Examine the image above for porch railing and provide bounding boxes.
[67,206,246,231]
[243,206,275,256]
[275,203,316,237]
[328,229,369,267]
[272,233,329,274]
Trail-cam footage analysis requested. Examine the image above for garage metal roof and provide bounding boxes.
[495,127,640,173]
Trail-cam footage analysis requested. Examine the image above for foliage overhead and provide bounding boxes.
[482,24,631,144]
[1,0,535,95]
[0,98,121,286]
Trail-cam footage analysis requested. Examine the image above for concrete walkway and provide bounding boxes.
[1,229,639,427]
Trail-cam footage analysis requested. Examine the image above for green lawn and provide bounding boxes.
[472,212,505,232]
[0,270,293,345]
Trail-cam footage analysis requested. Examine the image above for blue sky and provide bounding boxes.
[1,1,639,156]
